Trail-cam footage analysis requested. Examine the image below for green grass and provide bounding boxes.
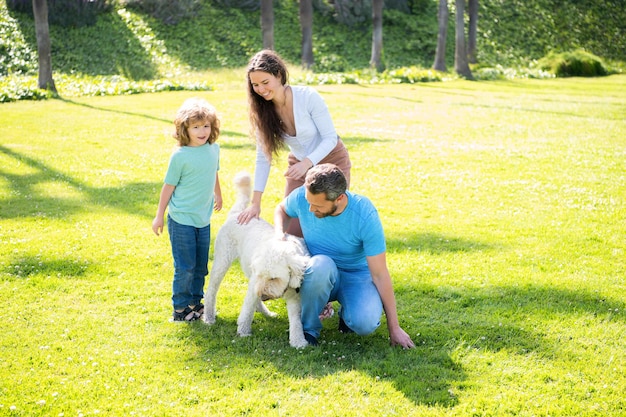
[1,74,625,416]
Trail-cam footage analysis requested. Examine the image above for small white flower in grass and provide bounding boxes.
[37,400,46,406]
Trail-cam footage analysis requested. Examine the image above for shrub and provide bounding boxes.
[0,76,53,102]
[538,49,609,77]
[6,0,111,27]
[0,6,37,76]
[122,0,202,25]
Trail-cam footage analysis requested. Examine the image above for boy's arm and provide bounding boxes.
[213,172,222,211]
[152,184,175,236]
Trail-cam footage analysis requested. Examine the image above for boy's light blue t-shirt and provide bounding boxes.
[164,143,219,228]
[284,187,386,272]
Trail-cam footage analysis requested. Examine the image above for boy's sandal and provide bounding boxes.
[172,307,197,322]
[191,303,204,318]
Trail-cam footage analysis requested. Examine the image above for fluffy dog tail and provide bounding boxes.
[230,171,252,214]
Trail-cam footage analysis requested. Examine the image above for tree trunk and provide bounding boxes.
[261,0,274,50]
[299,0,314,69]
[32,0,56,93]
[370,0,384,71]
[433,0,448,72]
[454,0,473,79]
[468,0,478,63]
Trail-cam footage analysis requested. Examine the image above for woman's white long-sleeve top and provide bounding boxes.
[253,85,338,192]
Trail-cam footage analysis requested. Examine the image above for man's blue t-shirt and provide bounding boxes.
[284,187,386,272]
[164,143,219,228]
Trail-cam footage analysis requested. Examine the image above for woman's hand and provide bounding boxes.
[237,204,260,225]
[284,158,313,181]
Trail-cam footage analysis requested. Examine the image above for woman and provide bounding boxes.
[237,49,351,237]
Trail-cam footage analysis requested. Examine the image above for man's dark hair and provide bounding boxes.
[304,164,347,201]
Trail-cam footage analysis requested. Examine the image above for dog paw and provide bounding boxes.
[289,334,309,348]
[236,327,252,337]
[201,314,216,325]
[290,339,308,349]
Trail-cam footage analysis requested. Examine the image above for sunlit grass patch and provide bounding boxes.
[0,75,625,416]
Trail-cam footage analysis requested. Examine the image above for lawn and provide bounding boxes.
[0,74,624,416]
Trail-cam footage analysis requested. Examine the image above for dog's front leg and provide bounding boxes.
[237,284,258,337]
[255,298,277,318]
[284,289,308,348]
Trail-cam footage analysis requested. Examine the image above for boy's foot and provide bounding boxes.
[190,303,204,318]
[171,307,197,322]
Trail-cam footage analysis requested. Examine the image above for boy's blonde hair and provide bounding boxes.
[174,98,220,146]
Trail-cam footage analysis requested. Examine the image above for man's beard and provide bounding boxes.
[314,203,339,218]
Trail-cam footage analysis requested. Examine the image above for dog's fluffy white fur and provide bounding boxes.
[203,172,310,348]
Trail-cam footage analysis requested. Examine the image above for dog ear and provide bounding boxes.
[288,254,308,289]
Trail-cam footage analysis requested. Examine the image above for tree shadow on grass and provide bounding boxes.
[0,144,160,220]
[3,254,92,280]
[58,98,249,140]
[179,278,624,409]
[0,112,248,221]
[182,314,465,408]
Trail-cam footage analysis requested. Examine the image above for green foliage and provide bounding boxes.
[0,73,213,102]
[333,0,371,26]
[122,0,202,25]
[315,53,351,73]
[538,49,609,77]
[1,0,625,101]
[6,0,112,27]
[471,64,554,80]
[382,66,444,82]
[0,76,54,102]
[479,0,626,65]
[151,5,262,69]
[0,5,36,76]
[9,9,163,79]
[382,8,440,68]
[293,66,446,85]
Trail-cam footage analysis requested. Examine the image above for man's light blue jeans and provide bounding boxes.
[300,255,383,338]
[167,215,211,310]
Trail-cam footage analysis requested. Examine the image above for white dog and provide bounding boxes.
[203,172,310,348]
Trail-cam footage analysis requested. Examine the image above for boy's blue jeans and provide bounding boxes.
[167,215,211,310]
[300,255,383,338]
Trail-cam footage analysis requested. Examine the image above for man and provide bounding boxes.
[274,163,415,348]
